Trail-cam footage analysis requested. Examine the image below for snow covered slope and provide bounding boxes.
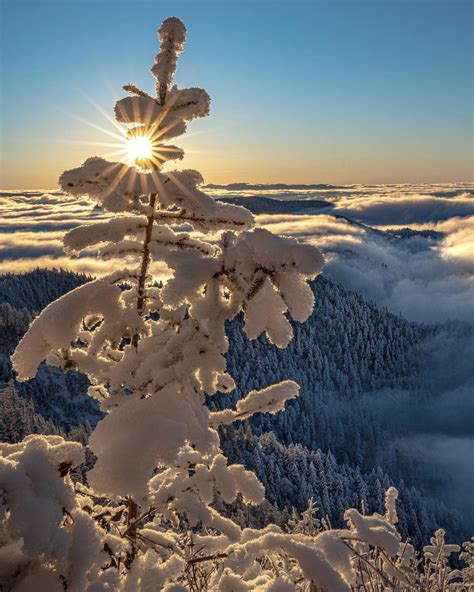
[0,269,468,545]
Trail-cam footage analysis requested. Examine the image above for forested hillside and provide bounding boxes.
[0,270,97,429]
[0,269,465,545]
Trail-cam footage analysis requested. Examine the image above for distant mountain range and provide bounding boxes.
[206,183,351,190]
[217,195,331,214]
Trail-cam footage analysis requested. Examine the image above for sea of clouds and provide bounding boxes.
[1,182,473,523]
[1,183,473,323]
[2,184,473,340]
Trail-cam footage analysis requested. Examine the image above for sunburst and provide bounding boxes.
[64,91,208,173]
[122,126,169,172]
[127,136,152,163]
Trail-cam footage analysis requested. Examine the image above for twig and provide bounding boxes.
[187,552,229,565]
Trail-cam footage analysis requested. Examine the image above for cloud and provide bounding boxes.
[330,192,474,225]
[2,185,473,323]
[0,255,170,279]
[0,256,116,275]
[204,185,474,530]
[359,333,474,529]
[258,210,474,324]
[0,191,113,274]
[396,434,474,529]
[212,183,474,225]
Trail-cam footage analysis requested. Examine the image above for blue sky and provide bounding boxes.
[1,0,472,187]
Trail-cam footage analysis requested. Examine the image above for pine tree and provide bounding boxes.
[2,16,471,592]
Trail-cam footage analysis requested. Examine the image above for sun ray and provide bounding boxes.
[60,140,125,149]
[165,171,199,206]
[71,114,127,143]
[101,163,130,199]
[174,129,211,141]
[125,167,138,195]
[66,89,197,173]
[82,92,129,138]
[149,117,184,144]
[102,149,131,160]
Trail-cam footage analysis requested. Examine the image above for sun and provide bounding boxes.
[70,95,194,172]
[127,135,153,164]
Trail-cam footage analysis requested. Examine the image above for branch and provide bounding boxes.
[187,552,229,565]
[151,210,249,227]
[340,539,396,590]
[123,506,158,537]
[123,83,153,99]
[132,193,157,348]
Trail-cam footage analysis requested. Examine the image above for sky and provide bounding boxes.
[0,0,472,188]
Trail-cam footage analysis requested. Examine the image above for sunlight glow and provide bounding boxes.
[127,136,153,163]
[65,93,209,176]
[122,128,168,172]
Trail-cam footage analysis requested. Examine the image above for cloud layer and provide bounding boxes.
[258,215,474,324]
[0,191,111,274]
[331,191,474,225]
[1,184,473,324]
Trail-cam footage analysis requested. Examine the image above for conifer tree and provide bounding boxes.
[2,16,472,592]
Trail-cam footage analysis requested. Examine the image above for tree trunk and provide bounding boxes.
[132,192,157,348]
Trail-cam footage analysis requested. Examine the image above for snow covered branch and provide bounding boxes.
[209,381,299,426]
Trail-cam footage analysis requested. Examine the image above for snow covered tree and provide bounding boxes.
[3,14,331,589]
[12,14,323,508]
[2,16,472,592]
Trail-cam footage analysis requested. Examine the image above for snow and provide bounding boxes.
[115,96,163,127]
[244,277,293,347]
[155,169,255,230]
[59,157,166,212]
[273,271,315,323]
[114,87,210,140]
[165,86,211,121]
[59,157,255,231]
[210,381,299,426]
[343,507,401,557]
[237,227,324,276]
[64,216,146,253]
[149,226,215,257]
[424,529,460,562]
[10,13,471,592]
[384,486,398,525]
[12,280,123,381]
[88,383,212,499]
[114,96,187,142]
[0,435,103,590]
[151,17,187,101]
[222,531,353,591]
